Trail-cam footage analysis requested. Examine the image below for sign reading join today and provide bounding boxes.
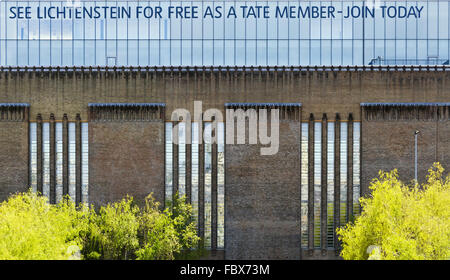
[8,3,424,20]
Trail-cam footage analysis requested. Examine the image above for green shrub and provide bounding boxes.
[136,193,200,260]
[0,191,87,260]
[337,163,450,260]
[0,190,200,260]
[135,196,180,260]
[81,196,140,260]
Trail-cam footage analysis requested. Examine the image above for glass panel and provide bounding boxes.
[327,122,334,248]
[68,122,76,201]
[191,122,199,225]
[42,122,50,199]
[340,122,348,225]
[81,123,89,204]
[178,122,186,197]
[30,123,37,192]
[313,122,321,248]
[300,123,308,249]
[165,122,173,205]
[2,1,450,67]
[217,122,225,249]
[204,122,212,249]
[56,122,63,202]
[353,122,361,216]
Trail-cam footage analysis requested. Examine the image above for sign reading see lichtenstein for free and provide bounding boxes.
[8,2,424,20]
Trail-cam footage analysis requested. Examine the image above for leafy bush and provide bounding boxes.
[135,196,180,260]
[337,163,450,260]
[136,194,200,260]
[81,196,140,260]
[0,191,87,260]
[0,190,200,260]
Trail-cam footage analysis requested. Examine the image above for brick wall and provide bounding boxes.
[0,104,29,201]
[225,104,301,259]
[361,104,450,196]
[88,104,165,207]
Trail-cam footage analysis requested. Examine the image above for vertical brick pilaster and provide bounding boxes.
[321,114,328,253]
[307,113,314,254]
[62,114,69,197]
[36,114,43,195]
[347,114,354,222]
[334,113,341,255]
[49,114,56,204]
[76,114,82,205]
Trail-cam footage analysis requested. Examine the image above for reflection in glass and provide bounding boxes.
[327,122,335,248]
[42,123,50,199]
[340,122,348,225]
[353,122,361,216]
[300,123,309,248]
[191,122,199,225]
[314,122,321,248]
[217,122,225,249]
[204,123,212,248]
[3,1,450,66]
[56,123,63,202]
[165,122,173,205]
[68,122,76,201]
[30,123,37,192]
[81,123,89,203]
[178,122,186,196]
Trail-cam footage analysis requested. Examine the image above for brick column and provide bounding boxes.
[49,114,56,204]
[62,114,69,197]
[76,114,82,205]
[36,114,43,195]
[347,114,354,222]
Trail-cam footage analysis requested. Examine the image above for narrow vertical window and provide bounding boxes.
[81,123,89,203]
[340,122,348,225]
[165,121,225,250]
[204,122,212,248]
[178,122,186,196]
[327,122,335,248]
[300,123,309,248]
[42,122,50,199]
[191,122,199,224]
[30,123,37,192]
[165,122,173,204]
[353,122,361,216]
[68,122,76,200]
[314,122,322,248]
[217,122,225,249]
[55,122,63,202]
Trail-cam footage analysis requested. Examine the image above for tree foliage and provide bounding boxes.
[337,163,450,260]
[0,190,199,260]
[0,191,87,260]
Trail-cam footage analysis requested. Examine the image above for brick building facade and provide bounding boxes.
[0,66,449,259]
